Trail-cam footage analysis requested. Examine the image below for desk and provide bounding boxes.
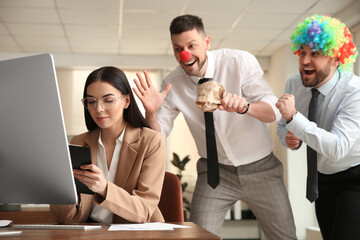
[0,206,54,224]
[0,222,221,240]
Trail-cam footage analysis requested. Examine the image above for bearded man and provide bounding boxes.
[276,14,359,240]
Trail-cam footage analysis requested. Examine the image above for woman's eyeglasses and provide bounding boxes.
[81,96,123,110]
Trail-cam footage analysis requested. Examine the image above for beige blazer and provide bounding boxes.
[50,124,166,223]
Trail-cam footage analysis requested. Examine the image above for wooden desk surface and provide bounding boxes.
[0,222,221,240]
[0,206,55,224]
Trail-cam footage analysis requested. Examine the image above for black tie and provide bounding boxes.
[198,78,219,189]
[306,88,320,202]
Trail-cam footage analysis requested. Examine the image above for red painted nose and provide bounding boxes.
[179,51,191,62]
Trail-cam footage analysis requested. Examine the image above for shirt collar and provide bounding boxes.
[98,125,126,147]
[203,50,215,79]
[317,69,340,96]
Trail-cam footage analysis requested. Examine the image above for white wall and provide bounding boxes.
[267,45,290,189]
[56,68,89,135]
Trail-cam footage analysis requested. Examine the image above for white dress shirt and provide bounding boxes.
[90,126,125,223]
[277,70,360,174]
[158,49,280,166]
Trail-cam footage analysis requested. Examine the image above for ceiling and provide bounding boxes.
[0,0,360,68]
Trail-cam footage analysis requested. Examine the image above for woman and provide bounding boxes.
[50,66,166,223]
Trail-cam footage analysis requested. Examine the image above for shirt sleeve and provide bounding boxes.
[277,116,289,147]
[157,81,180,138]
[286,94,360,162]
[277,80,291,147]
[241,52,281,121]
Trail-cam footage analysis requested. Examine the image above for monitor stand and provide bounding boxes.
[0,204,21,211]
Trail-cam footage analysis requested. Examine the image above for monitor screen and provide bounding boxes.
[0,54,77,205]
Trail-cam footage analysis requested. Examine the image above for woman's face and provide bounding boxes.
[85,81,130,130]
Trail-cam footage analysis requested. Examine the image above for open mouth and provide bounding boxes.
[304,68,315,75]
[184,60,196,67]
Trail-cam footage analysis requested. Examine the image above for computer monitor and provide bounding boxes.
[0,54,78,208]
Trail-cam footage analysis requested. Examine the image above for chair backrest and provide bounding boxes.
[158,172,185,222]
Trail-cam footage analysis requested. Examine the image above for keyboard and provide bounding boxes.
[12,224,102,230]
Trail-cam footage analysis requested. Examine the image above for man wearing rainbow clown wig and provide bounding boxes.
[277,15,359,240]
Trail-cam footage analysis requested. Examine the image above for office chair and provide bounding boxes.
[158,172,185,222]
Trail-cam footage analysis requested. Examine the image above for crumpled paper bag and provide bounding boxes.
[196,82,226,112]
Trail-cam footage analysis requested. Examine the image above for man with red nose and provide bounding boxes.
[134,14,296,239]
[276,15,359,240]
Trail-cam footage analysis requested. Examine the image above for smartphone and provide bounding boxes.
[68,144,94,195]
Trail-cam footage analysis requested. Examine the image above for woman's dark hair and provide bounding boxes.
[83,66,150,130]
[170,14,205,36]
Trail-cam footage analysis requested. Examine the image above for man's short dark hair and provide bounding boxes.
[170,14,205,36]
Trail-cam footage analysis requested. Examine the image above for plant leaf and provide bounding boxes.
[171,153,181,168]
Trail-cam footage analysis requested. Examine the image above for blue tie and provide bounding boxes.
[198,78,219,189]
[306,88,320,202]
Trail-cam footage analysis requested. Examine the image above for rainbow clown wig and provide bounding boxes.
[291,14,358,72]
